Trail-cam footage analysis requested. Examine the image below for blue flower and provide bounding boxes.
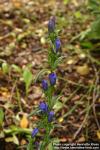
[32,128,38,138]
[49,72,57,86]
[48,16,55,33]
[42,80,48,91]
[55,38,61,52]
[39,102,48,112]
[48,111,54,122]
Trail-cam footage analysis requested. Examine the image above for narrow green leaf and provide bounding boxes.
[23,68,33,94]
[0,109,4,126]
[53,55,67,69]
[34,69,49,83]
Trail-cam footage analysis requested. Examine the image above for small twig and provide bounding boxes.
[73,104,91,140]
[0,104,14,115]
[87,51,100,65]
[73,86,93,140]
[92,66,100,129]
[9,80,17,102]
[16,87,23,112]
[59,76,95,89]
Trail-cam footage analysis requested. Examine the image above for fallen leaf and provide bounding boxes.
[13,135,19,145]
[40,37,46,45]
[20,139,27,145]
[20,114,29,128]
[76,64,89,75]
[0,87,11,99]
[5,135,19,145]
[58,117,64,123]
[97,130,100,139]
[60,137,67,142]
[12,0,22,8]
[77,136,85,142]
[5,137,14,143]
[67,59,74,65]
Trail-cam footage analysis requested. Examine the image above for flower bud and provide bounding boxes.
[48,111,54,122]
[55,38,61,52]
[39,102,48,112]
[32,128,38,138]
[49,72,57,86]
[48,16,55,33]
[42,80,48,91]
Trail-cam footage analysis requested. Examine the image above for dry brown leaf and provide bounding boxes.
[20,139,27,145]
[77,136,85,142]
[11,0,22,8]
[76,64,89,75]
[0,69,3,77]
[0,87,11,99]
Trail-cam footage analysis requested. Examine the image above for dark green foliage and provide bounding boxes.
[87,0,100,39]
[88,0,100,14]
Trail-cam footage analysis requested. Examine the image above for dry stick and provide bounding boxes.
[86,52,100,129]
[9,81,23,112]
[59,76,94,89]
[73,104,91,140]
[0,82,17,115]
[73,86,93,140]
[54,82,80,114]
[73,97,99,140]
[92,66,100,130]
[62,87,90,119]
[73,68,100,140]
[16,88,23,112]
[87,52,100,65]
[0,104,14,115]
[9,80,17,102]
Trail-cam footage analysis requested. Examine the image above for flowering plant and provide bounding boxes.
[27,16,62,150]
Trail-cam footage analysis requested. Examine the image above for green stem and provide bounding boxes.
[40,125,51,150]
[16,88,23,112]
[47,86,54,109]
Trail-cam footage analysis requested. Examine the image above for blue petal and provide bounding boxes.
[49,73,57,86]
[39,102,48,112]
[42,80,48,90]
[48,111,54,122]
[32,128,38,138]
